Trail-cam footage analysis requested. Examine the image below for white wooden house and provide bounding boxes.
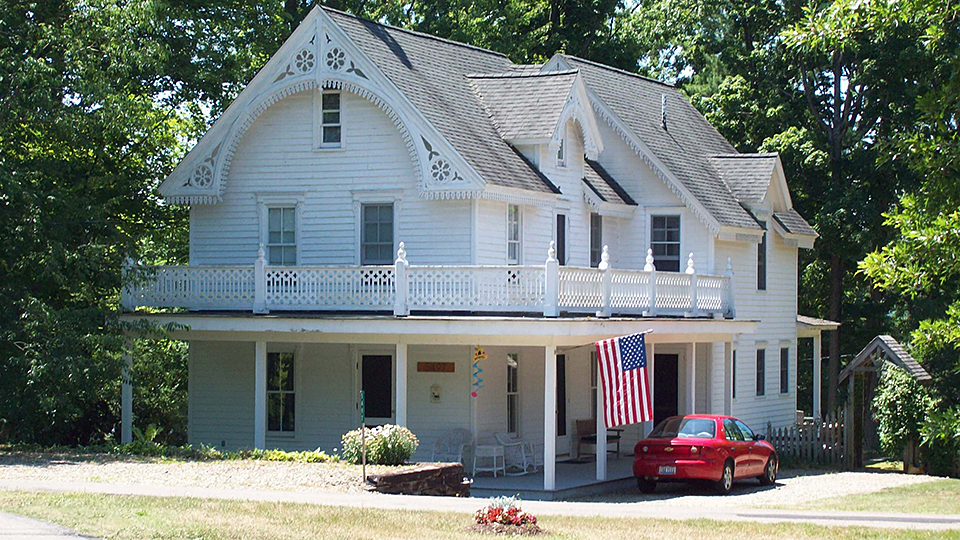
[120,7,827,493]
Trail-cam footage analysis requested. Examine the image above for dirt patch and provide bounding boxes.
[466,523,545,536]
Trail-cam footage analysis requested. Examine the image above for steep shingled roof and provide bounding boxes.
[583,160,636,206]
[774,209,818,238]
[709,153,778,205]
[468,70,579,141]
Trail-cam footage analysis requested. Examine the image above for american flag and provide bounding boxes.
[595,332,653,428]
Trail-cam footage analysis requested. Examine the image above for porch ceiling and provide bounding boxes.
[121,312,757,347]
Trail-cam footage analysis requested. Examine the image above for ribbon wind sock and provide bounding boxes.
[471,346,486,397]
[595,332,653,428]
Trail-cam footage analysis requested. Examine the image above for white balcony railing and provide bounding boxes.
[122,242,736,319]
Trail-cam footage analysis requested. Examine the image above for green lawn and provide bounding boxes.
[0,490,957,540]
[781,478,960,514]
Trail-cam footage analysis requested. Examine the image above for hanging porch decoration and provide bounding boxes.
[472,346,486,397]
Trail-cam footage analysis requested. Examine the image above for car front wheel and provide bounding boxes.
[637,478,656,494]
[715,462,734,495]
[759,456,777,486]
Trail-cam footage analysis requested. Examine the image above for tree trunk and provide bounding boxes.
[826,148,843,414]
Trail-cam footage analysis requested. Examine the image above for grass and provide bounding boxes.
[783,478,960,514]
[0,490,957,540]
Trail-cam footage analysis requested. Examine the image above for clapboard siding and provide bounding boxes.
[188,341,255,450]
[190,89,471,267]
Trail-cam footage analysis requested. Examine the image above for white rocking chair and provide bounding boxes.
[495,432,542,476]
[432,428,473,465]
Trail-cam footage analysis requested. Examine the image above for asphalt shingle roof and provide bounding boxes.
[468,71,578,141]
[709,153,778,204]
[774,209,818,237]
[583,159,636,206]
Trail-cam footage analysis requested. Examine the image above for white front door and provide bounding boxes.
[360,353,395,426]
[556,354,571,457]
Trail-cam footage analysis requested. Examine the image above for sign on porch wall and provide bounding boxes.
[472,346,486,397]
[417,362,455,373]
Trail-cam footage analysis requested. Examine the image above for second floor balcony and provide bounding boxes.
[121,242,736,319]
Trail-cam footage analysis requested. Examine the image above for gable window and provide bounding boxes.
[556,214,567,265]
[268,207,297,266]
[756,349,766,397]
[361,203,394,264]
[507,353,520,435]
[267,352,295,433]
[556,139,566,168]
[507,204,522,265]
[780,347,789,394]
[590,213,602,267]
[321,92,342,147]
[758,221,767,290]
[732,350,737,400]
[651,215,681,272]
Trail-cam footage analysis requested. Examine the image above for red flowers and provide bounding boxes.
[474,501,537,526]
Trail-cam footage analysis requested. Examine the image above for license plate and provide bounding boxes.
[658,465,677,475]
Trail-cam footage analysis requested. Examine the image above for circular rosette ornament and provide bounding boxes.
[191,164,213,188]
[326,47,345,71]
[431,159,452,183]
[294,48,316,74]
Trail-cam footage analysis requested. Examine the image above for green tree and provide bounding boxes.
[872,365,931,459]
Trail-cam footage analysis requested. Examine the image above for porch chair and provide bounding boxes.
[431,428,473,465]
[494,432,542,476]
[575,419,621,458]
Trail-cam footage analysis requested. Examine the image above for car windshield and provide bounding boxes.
[649,417,716,439]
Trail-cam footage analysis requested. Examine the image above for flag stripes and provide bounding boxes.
[595,333,653,428]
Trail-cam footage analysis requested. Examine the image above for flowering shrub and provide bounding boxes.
[340,424,419,465]
[474,496,538,527]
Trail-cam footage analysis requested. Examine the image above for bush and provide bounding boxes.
[920,407,960,477]
[872,366,931,458]
[340,424,418,465]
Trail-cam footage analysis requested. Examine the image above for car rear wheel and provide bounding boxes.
[715,462,734,495]
[637,478,657,494]
[759,456,777,486]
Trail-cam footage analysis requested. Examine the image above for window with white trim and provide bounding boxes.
[651,215,681,272]
[756,349,766,397]
[267,352,295,432]
[780,347,789,394]
[361,203,394,264]
[321,92,342,147]
[557,138,566,168]
[590,213,602,267]
[507,204,522,265]
[507,353,520,435]
[267,207,296,266]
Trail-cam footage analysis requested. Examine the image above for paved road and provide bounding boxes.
[1,479,959,531]
[0,511,97,539]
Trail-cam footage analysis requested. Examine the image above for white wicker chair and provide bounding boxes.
[495,432,541,476]
[432,428,473,465]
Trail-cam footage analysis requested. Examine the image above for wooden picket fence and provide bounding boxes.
[766,414,845,466]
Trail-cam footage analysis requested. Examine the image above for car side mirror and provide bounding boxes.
[753,434,765,441]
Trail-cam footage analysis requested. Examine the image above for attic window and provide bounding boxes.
[320,92,342,147]
[557,139,566,168]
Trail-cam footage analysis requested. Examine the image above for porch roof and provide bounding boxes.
[797,314,840,338]
[121,312,757,347]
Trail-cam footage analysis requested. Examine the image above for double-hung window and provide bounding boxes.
[758,221,767,290]
[780,347,789,394]
[320,92,342,147]
[650,215,681,272]
[556,138,566,168]
[267,207,296,266]
[590,213,602,267]
[506,353,520,435]
[507,204,522,265]
[361,203,394,265]
[267,352,295,433]
[756,349,766,397]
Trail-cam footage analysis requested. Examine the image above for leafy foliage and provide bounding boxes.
[340,425,419,465]
[920,407,960,477]
[872,366,932,458]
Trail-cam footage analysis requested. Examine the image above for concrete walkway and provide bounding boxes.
[0,511,97,539]
[1,479,959,531]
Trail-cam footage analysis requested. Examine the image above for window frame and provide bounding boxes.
[756,348,766,397]
[266,206,298,266]
[758,221,768,291]
[507,204,522,265]
[256,193,304,266]
[650,214,682,272]
[266,350,297,435]
[556,213,567,266]
[506,353,520,436]
[556,138,566,168]
[360,202,396,265]
[780,347,789,394]
[589,213,603,267]
[316,90,343,149]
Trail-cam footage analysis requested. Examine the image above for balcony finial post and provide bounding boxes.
[394,241,409,317]
[254,244,267,314]
[644,249,658,317]
[725,257,736,319]
[598,245,612,318]
[686,253,699,317]
[121,257,135,312]
[544,241,560,317]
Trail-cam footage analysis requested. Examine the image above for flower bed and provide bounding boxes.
[468,496,542,536]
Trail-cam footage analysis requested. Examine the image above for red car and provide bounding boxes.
[633,414,778,494]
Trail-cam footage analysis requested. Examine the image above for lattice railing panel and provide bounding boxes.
[696,274,728,312]
[264,266,395,309]
[558,267,603,309]
[655,273,693,311]
[127,266,255,310]
[406,266,545,311]
[610,269,652,310]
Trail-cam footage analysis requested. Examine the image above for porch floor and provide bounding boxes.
[470,454,635,501]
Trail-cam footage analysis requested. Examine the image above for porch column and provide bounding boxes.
[687,343,697,414]
[544,345,557,491]
[596,359,607,481]
[254,340,266,449]
[121,338,133,444]
[813,334,822,420]
[723,342,733,415]
[396,343,408,426]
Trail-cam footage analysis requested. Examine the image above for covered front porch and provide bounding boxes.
[120,312,755,494]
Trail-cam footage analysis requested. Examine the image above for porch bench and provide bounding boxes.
[576,419,623,458]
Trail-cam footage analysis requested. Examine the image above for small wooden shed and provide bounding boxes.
[840,335,932,468]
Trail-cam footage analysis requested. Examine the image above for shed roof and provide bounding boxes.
[839,335,932,384]
[582,159,636,206]
[774,209,818,238]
